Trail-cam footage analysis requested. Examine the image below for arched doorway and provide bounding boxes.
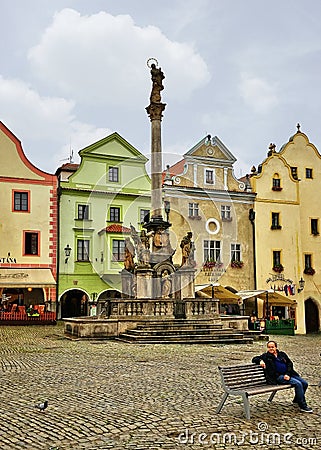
[60,289,88,318]
[305,298,320,333]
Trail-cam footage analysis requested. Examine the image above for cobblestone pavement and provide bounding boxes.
[0,323,320,449]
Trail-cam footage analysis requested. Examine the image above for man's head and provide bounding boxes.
[267,340,278,355]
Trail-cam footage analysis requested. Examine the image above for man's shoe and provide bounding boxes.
[300,406,313,413]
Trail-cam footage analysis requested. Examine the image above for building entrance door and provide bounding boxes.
[305,298,319,333]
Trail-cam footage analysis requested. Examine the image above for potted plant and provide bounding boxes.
[304,267,315,275]
[231,260,244,268]
[272,263,284,273]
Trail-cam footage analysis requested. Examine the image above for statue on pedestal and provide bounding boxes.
[124,237,135,272]
[161,269,172,298]
[150,63,165,103]
[180,232,195,267]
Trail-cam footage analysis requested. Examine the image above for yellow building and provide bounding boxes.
[163,134,256,312]
[0,122,57,314]
[250,125,321,333]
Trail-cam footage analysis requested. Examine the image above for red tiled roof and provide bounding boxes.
[162,158,186,182]
[99,224,132,234]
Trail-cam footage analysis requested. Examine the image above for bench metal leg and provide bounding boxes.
[268,391,277,402]
[242,393,251,420]
[216,392,229,414]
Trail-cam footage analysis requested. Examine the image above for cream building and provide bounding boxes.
[250,125,321,333]
[163,134,256,311]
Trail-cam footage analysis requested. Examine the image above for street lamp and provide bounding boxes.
[298,277,305,293]
[164,200,170,222]
[64,244,72,264]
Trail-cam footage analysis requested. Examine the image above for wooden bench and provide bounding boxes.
[216,363,295,419]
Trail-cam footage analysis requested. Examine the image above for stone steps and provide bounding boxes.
[117,319,254,345]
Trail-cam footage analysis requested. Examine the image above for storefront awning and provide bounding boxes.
[0,268,56,288]
[236,289,297,307]
[195,284,241,303]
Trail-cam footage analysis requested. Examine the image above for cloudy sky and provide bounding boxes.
[1,0,321,176]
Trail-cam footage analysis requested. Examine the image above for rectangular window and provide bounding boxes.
[188,203,199,217]
[108,167,119,182]
[140,209,150,224]
[272,178,281,188]
[231,243,241,262]
[221,205,231,221]
[273,250,281,266]
[311,219,319,235]
[77,204,89,220]
[291,167,298,180]
[306,168,313,179]
[24,231,39,255]
[205,169,214,184]
[204,240,221,262]
[110,207,120,222]
[305,254,312,269]
[14,191,29,211]
[112,239,125,261]
[271,212,281,229]
[77,239,90,261]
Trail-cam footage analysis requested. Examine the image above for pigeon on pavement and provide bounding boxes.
[35,400,48,412]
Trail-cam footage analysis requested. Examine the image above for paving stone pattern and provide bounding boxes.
[0,323,320,449]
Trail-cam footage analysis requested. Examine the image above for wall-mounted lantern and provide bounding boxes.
[64,244,72,264]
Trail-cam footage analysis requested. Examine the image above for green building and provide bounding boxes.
[56,132,151,318]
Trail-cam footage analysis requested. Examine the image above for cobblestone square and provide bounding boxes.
[0,323,320,449]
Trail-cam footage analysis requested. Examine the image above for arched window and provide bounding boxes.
[272,173,282,191]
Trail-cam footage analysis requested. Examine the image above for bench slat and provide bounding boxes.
[216,363,295,420]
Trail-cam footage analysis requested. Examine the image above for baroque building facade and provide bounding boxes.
[163,134,256,312]
[56,132,151,318]
[250,126,321,333]
[0,122,57,311]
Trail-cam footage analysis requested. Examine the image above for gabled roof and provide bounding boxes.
[79,132,148,163]
[184,135,237,164]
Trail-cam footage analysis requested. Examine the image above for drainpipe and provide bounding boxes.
[249,208,257,316]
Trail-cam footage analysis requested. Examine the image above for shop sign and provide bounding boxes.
[0,272,28,279]
[0,257,17,264]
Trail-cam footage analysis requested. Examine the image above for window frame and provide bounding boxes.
[291,167,298,180]
[231,243,241,262]
[304,254,312,270]
[273,250,281,267]
[13,190,30,212]
[23,231,40,256]
[77,204,89,220]
[221,205,231,221]
[112,239,125,262]
[108,166,119,183]
[77,239,90,261]
[204,168,214,185]
[204,239,221,263]
[271,212,281,229]
[188,203,199,217]
[109,207,121,222]
[311,218,319,235]
[306,168,313,179]
[140,209,150,224]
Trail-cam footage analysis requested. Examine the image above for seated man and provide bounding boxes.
[252,340,313,413]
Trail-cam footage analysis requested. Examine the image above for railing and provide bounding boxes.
[0,312,56,324]
[99,298,219,319]
[264,318,295,336]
